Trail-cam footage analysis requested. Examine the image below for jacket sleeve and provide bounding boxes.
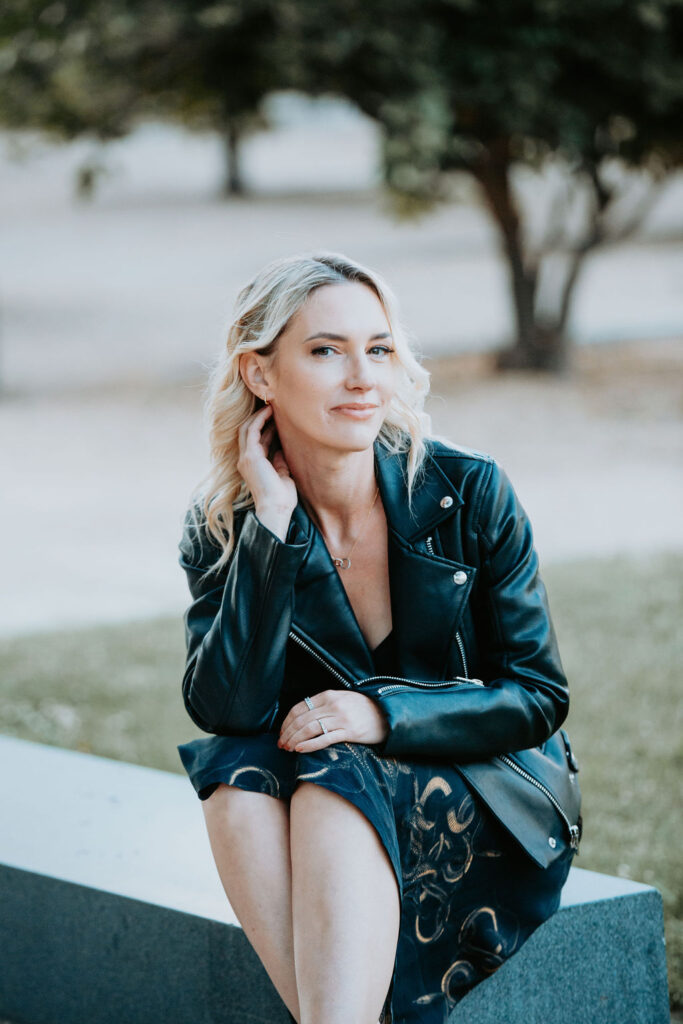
[179,504,310,735]
[372,460,570,762]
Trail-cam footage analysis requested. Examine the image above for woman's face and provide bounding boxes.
[253,281,398,455]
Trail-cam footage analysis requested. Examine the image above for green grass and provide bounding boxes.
[1,551,681,1009]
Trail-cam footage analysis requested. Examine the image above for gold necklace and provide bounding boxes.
[309,485,380,570]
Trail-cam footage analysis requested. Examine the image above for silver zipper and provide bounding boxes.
[424,527,577,843]
[454,631,469,677]
[425,535,470,679]
[498,754,581,851]
[288,630,353,689]
[377,683,456,696]
[288,633,470,696]
[369,675,484,696]
[371,677,468,696]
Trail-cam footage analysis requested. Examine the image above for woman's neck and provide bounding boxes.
[284,440,379,543]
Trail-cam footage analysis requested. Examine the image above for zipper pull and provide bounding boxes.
[451,676,485,686]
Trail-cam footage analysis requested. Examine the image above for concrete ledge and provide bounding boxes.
[0,735,671,1024]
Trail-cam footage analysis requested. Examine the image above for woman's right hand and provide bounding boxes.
[237,405,298,534]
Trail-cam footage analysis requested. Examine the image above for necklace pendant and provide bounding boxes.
[333,556,352,570]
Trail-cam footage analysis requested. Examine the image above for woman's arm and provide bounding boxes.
[179,505,309,734]
[371,459,570,761]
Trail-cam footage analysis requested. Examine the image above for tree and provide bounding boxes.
[0,0,289,196]
[114,0,288,196]
[2,1,681,367]
[288,0,683,370]
[0,1,140,142]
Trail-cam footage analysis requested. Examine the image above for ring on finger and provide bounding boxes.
[316,718,329,735]
[304,696,315,710]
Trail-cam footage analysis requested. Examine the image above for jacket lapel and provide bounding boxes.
[288,438,476,682]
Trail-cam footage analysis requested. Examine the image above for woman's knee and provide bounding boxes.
[202,782,289,835]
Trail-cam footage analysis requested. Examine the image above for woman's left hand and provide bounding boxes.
[277,690,389,752]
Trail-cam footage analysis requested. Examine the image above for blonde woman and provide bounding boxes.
[176,251,580,1024]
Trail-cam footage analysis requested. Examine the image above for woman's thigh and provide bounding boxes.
[201,781,291,854]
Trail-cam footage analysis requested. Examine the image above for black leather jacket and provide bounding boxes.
[179,436,579,867]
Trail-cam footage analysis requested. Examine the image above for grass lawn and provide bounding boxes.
[1,550,681,1010]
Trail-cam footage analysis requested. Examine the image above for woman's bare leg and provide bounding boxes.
[289,781,401,1024]
[201,784,301,1021]
[201,779,400,1024]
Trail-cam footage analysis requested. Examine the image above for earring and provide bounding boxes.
[263,393,270,405]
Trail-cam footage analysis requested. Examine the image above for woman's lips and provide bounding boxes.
[332,405,378,419]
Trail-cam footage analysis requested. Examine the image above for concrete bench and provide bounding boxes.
[0,734,670,1024]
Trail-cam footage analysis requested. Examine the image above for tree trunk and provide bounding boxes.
[470,139,569,373]
[222,118,245,197]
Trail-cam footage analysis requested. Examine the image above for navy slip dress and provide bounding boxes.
[177,629,573,1024]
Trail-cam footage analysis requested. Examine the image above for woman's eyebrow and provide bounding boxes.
[303,331,393,342]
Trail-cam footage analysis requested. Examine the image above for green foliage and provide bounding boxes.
[0,0,141,138]
[0,549,681,1007]
[291,0,683,201]
[4,1,681,165]
[0,0,290,140]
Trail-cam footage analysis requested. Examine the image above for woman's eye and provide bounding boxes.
[310,345,394,358]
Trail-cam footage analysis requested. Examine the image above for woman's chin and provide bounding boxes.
[319,424,379,453]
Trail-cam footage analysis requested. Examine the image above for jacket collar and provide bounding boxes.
[287,437,475,682]
[372,436,464,541]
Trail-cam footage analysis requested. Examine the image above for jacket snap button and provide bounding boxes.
[548,836,557,848]
[452,570,467,585]
[440,495,453,508]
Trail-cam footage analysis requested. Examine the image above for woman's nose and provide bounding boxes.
[344,354,374,388]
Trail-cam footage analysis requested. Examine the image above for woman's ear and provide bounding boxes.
[239,352,269,401]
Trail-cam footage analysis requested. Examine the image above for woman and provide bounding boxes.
[176,251,580,1024]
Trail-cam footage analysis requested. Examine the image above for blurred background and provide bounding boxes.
[0,0,681,1014]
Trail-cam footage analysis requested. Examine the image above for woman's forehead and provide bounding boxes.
[288,281,390,336]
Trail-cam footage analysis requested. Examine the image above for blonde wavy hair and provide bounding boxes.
[188,250,433,574]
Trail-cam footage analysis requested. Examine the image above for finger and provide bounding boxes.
[279,693,338,746]
[292,728,346,753]
[243,407,272,446]
[280,711,334,749]
[240,404,270,436]
[279,711,316,748]
[280,696,325,733]
[259,423,276,452]
[292,716,337,748]
[249,404,273,427]
[272,450,291,476]
[279,699,314,735]
[239,405,272,446]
